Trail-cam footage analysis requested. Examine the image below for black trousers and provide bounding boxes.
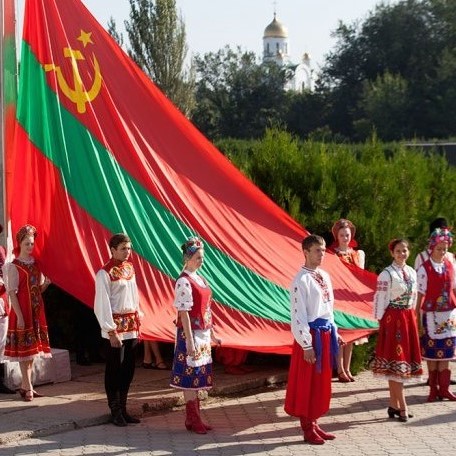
[103,338,138,407]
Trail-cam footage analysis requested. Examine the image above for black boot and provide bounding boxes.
[108,392,127,427]
[111,408,127,426]
[0,364,15,394]
[120,390,140,424]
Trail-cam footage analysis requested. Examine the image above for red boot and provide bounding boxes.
[185,399,207,434]
[185,401,193,431]
[197,398,213,431]
[427,370,440,402]
[438,369,456,401]
[314,421,336,440]
[299,418,325,445]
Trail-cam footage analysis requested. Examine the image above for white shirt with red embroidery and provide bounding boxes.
[290,266,337,349]
[94,263,141,340]
[374,264,417,320]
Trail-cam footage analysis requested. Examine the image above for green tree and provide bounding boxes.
[320,0,456,140]
[355,72,411,141]
[107,17,124,47]
[109,0,195,116]
[285,89,330,140]
[222,128,456,272]
[192,46,290,140]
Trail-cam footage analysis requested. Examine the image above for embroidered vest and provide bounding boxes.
[102,259,139,333]
[102,259,135,281]
[176,272,212,330]
[422,258,456,312]
[13,259,43,319]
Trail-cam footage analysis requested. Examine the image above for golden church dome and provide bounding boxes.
[263,15,288,38]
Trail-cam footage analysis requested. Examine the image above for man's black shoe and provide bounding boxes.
[123,413,141,424]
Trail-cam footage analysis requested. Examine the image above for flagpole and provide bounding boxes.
[0,0,18,246]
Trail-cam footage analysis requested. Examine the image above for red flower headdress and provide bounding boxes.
[428,227,453,251]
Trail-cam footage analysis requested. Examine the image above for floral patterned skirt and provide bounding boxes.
[421,310,456,361]
[371,308,422,382]
[4,301,52,362]
[170,328,213,390]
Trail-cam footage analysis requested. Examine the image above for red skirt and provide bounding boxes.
[4,298,51,362]
[371,308,422,380]
[284,331,332,420]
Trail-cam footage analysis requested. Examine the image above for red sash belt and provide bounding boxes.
[112,311,140,333]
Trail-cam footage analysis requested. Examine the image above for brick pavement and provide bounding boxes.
[1,363,455,455]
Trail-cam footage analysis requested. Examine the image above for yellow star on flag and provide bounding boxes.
[77,30,93,48]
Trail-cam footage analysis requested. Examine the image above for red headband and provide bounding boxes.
[16,224,37,245]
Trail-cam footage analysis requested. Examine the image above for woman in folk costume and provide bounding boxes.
[3,225,52,401]
[416,227,456,401]
[331,219,366,269]
[371,239,422,422]
[330,218,367,382]
[414,217,455,271]
[170,237,221,434]
[285,235,344,445]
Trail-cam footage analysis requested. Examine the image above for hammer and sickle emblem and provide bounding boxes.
[45,47,102,114]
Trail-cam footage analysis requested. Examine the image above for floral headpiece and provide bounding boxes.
[16,224,37,245]
[182,237,204,257]
[428,227,453,251]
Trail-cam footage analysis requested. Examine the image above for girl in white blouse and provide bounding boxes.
[371,239,422,422]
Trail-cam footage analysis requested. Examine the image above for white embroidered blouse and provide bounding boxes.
[414,250,455,271]
[94,267,141,340]
[374,264,417,320]
[290,267,337,349]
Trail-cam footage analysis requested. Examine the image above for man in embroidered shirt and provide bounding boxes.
[94,233,142,426]
[284,234,344,445]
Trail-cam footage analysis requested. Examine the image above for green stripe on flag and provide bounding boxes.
[334,310,377,330]
[17,41,377,330]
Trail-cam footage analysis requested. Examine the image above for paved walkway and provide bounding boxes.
[0,362,455,455]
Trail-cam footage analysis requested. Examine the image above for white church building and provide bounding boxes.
[262,13,313,92]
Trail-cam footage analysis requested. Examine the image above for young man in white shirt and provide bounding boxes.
[94,233,142,426]
[284,234,344,445]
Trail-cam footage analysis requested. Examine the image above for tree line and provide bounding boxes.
[109,0,456,143]
[217,129,456,273]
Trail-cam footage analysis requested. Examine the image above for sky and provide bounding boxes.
[17,0,399,70]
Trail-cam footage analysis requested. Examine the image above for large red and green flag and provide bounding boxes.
[2,0,17,231]
[7,0,377,353]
